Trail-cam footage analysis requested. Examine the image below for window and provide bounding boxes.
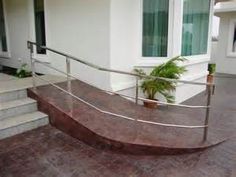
[181,0,211,56]
[227,19,236,57]
[232,27,236,53]
[34,0,46,54]
[142,0,169,57]
[0,0,7,53]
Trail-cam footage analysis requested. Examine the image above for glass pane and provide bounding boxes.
[142,0,169,57]
[182,0,210,56]
[34,0,46,54]
[232,25,236,53]
[0,0,7,52]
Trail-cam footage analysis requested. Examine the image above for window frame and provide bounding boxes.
[180,0,213,59]
[227,19,236,58]
[139,0,174,62]
[30,0,50,63]
[0,0,10,58]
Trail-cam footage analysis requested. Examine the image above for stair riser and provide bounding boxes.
[0,90,27,103]
[0,117,49,140]
[0,103,37,120]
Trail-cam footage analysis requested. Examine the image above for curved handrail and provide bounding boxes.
[27,41,213,140]
[27,41,214,87]
[34,73,207,129]
[33,58,209,109]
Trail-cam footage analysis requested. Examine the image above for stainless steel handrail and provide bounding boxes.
[33,58,209,109]
[27,41,214,141]
[28,41,214,86]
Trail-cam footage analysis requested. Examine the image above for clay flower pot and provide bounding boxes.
[207,74,214,84]
[143,99,158,109]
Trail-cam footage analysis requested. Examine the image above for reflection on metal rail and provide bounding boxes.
[27,41,214,141]
[34,74,207,129]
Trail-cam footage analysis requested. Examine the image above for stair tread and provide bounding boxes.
[0,98,36,110]
[0,111,48,130]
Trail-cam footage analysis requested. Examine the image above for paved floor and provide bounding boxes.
[0,74,235,177]
[0,125,235,177]
[28,73,236,154]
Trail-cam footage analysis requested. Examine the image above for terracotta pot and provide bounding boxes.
[143,99,158,109]
[207,74,214,83]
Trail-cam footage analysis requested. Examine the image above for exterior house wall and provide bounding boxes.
[43,0,111,90]
[0,0,214,103]
[0,0,31,68]
[0,0,111,90]
[212,13,236,74]
[110,0,212,103]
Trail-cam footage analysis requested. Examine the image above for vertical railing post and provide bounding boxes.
[135,77,139,104]
[66,56,71,92]
[28,42,36,90]
[203,84,212,141]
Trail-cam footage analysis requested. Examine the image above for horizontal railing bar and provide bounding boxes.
[28,41,214,87]
[33,73,207,129]
[34,58,208,109]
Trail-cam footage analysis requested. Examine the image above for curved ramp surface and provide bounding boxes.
[27,77,235,155]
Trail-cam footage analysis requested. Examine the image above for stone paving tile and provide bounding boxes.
[0,125,235,177]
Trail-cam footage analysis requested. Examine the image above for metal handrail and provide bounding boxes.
[33,58,209,109]
[34,74,207,129]
[27,41,213,141]
[27,41,214,87]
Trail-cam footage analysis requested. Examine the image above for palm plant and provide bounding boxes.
[134,56,187,103]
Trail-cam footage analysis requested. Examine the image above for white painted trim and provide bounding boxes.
[29,0,50,63]
[215,1,236,14]
[226,19,236,58]
[135,57,210,68]
[0,0,11,58]
[137,0,174,65]
[136,0,213,67]
[111,71,208,92]
[177,71,208,86]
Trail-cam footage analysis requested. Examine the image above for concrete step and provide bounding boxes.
[0,89,27,103]
[0,111,49,140]
[0,73,17,82]
[0,98,37,120]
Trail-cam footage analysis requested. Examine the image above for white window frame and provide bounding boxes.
[0,0,11,58]
[180,0,213,60]
[29,0,50,63]
[227,19,236,58]
[137,0,174,65]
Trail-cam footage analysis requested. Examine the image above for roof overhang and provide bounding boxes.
[215,0,236,16]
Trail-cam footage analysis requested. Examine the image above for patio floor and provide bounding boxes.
[0,74,236,177]
[0,125,235,177]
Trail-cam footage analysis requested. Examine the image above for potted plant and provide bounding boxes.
[207,63,216,83]
[16,63,32,78]
[134,56,187,109]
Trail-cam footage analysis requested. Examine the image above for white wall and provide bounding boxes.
[212,12,236,74]
[109,0,141,91]
[0,0,212,103]
[43,0,111,90]
[0,0,30,68]
[0,0,112,90]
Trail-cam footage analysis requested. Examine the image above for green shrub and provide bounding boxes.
[134,56,187,103]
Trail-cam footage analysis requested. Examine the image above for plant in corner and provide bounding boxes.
[207,63,216,83]
[134,56,187,109]
[16,63,32,78]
